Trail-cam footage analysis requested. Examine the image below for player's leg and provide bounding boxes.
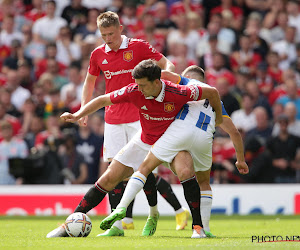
[155,174,189,230]
[124,126,159,235]
[171,151,206,238]
[195,169,215,238]
[107,179,127,234]
[100,133,159,236]
[100,151,162,234]
[103,123,131,233]
[122,180,135,229]
[120,122,142,229]
[46,160,133,238]
[190,130,215,237]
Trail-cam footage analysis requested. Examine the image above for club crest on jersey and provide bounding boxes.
[123,50,133,62]
[164,102,175,112]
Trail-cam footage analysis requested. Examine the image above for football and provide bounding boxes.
[65,212,92,237]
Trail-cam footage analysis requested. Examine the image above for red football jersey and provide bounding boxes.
[88,36,163,124]
[110,80,203,145]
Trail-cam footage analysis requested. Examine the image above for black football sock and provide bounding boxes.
[109,181,125,212]
[143,172,157,207]
[74,183,108,213]
[123,181,134,218]
[156,176,182,211]
[180,176,202,228]
[125,200,134,218]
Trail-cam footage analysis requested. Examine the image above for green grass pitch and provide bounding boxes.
[0,215,300,249]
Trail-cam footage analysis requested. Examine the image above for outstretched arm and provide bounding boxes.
[78,72,98,126]
[61,94,112,123]
[161,70,181,83]
[220,117,249,174]
[156,56,175,72]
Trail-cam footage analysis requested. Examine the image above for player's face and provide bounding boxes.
[99,25,123,51]
[136,78,160,97]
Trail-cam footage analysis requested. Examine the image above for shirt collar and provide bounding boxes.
[105,35,129,53]
[145,80,165,102]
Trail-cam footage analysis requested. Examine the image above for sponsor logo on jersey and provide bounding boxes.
[102,59,108,64]
[103,69,133,79]
[123,50,133,62]
[141,113,175,121]
[164,102,175,112]
[141,105,148,110]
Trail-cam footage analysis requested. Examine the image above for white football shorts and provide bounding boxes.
[151,119,213,172]
[114,130,158,173]
[103,121,141,162]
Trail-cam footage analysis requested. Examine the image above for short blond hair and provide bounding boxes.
[97,11,120,28]
[182,65,205,82]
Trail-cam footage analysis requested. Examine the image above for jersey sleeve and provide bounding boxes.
[139,40,163,61]
[88,50,100,76]
[185,84,202,101]
[110,86,131,104]
[178,75,189,85]
[221,102,230,118]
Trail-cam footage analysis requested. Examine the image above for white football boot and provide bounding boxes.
[191,225,207,238]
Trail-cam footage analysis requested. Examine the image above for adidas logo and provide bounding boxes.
[141,105,148,110]
[102,59,108,64]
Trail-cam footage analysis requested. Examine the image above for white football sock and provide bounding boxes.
[112,220,122,230]
[200,190,213,232]
[117,171,146,209]
[175,208,184,214]
[149,204,159,217]
[122,217,133,224]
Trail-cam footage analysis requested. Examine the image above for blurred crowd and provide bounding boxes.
[0,0,300,185]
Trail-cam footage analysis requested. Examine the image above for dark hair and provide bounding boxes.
[69,60,82,71]
[46,42,57,49]
[181,65,205,81]
[241,92,254,100]
[97,11,120,28]
[132,59,161,81]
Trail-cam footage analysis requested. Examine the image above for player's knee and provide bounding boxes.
[98,172,118,190]
[176,167,195,181]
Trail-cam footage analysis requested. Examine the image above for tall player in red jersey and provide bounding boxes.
[80,11,188,235]
[57,60,222,238]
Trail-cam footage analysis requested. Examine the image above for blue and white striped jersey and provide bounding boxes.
[176,76,229,134]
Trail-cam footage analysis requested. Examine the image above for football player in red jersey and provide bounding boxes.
[81,11,191,235]
[49,60,222,238]
[48,11,183,237]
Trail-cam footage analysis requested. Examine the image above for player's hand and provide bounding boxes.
[78,116,88,127]
[235,161,249,175]
[60,112,79,123]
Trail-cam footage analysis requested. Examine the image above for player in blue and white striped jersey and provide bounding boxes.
[101,66,248,238]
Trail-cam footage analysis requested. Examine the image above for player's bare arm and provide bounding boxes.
[161,70,181,84]
[61,94,112,123]
[220,117,249,175]
[156,56,175,72]
[200,86,223,126]
[78,72,98,126]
